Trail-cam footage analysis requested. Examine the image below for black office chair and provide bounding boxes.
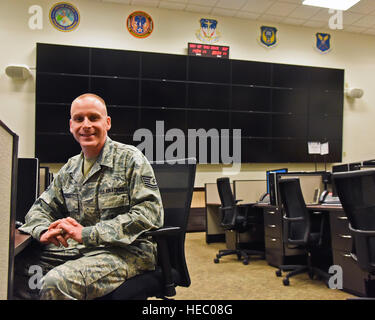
[276,178,329,286]
[333,169,375,297]
[99,158,196,300]
[213,177,265,265]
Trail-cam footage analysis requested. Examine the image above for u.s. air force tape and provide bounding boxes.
[141,176,158,190]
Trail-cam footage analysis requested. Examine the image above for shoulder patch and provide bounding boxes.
[141,176,158,190]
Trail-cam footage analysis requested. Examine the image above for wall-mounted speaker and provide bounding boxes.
[5,65,32,80]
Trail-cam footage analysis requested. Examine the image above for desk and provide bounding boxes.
[14,229,32,256]
[256,203,370,297]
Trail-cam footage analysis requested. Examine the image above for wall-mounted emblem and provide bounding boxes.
[195,18,221,44]
[127,11,154,38]
[49,2,80,32]
[259,26,277,48]
[315,32,331,53]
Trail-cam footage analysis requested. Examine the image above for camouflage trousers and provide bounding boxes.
[14,241,156,300]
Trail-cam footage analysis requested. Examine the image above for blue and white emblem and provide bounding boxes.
[49,2,80,32]
[260,26,277,48]
[195,18,221,44]
[315,32,331,53]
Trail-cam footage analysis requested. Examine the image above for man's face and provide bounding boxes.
[69,96,111,155]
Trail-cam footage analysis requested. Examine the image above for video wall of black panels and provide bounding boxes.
[35,43,344,163]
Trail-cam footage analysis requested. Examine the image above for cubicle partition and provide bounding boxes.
[205,182,231,243]
[270,172,326,206]
[0,120,18,300]
[233,180,266,204]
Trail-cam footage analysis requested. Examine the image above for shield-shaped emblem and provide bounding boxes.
[316,32,331,53]
[195,18,221,44]
[260,26,277,48]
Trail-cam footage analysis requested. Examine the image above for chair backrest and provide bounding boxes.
[332,170,375,272]
[278,178,310,244]
[151,158,196,287]
[216,177,237,228]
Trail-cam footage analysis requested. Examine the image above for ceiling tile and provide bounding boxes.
[241,0,276,14]
[343,25,367,33]
[211,8,237,17]
[265,1,298,16]
[348,0,375,15]
[235,11,260,20]
[258,14,284,23]
[159,1,187,10]
[343,12,364,25]
[102,0,131,4]
[216,0,247,10]
[351,15,375,27]
[282,17,306,25]
[288,5,322,19]
[188,0,217,6]
[302,20,326,28]
[309,8,332,22]
[185,4,213,14]
[130,0,159,7]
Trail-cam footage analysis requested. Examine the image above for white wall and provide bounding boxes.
[1,0,374,186]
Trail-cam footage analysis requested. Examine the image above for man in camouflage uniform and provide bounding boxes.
[18,93,163,299]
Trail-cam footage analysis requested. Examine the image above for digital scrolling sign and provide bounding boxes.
[188,43,229,59]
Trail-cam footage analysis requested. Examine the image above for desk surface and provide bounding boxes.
[14,229,32,256]
[254,202,343,211]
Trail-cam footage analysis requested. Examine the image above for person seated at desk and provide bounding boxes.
[16,93,163,300]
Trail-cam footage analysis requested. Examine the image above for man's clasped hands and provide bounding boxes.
[40,217,83,247]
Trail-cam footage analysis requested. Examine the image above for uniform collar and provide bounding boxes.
[68,137,114,183]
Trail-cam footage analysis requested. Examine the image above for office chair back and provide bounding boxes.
[216,177,237,229]
[151,158,196,287]
[333,170,375,272]
[278,178,310,245]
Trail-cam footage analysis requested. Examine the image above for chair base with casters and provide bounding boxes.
[213,231,265,265]
[214,248,265,265]
[275,251,330,286]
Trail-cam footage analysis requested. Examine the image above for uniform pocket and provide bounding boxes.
[64,193,79,214]
[98,193,128,210]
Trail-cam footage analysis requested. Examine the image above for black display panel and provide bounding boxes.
[91,47,140,78]
[16,158,39,223]
[35,43,344,163]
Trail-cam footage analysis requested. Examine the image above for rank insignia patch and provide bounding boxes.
[127,11,154,38]
[49,2,80,32]
[315,32,331,53]
[141,176,158,190]
[195,18,221,44]
[260,26,277,48]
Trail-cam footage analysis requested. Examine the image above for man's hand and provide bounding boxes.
[40,228,69,247]
[49,217,83,244]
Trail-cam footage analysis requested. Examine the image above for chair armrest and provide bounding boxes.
[283,215,304,222]
[145,226,181,237]
[144,226,181,297]
[349,224,375,236]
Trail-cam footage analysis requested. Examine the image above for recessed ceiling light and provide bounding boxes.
[302,0,361,11]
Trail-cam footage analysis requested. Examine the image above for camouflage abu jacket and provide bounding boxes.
[19,137,164,256]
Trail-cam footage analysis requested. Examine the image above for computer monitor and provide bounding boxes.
[266,168,288,194]
[16,158,39,223]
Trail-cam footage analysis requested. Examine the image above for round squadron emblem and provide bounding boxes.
[50,2,80,32]
[126,11,154,38]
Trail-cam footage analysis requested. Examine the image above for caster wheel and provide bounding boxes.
[276,270,282,277]
[308,272,314,280]
[283,278,290,286]
[214,258,219,263]
[243,260,249,265]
